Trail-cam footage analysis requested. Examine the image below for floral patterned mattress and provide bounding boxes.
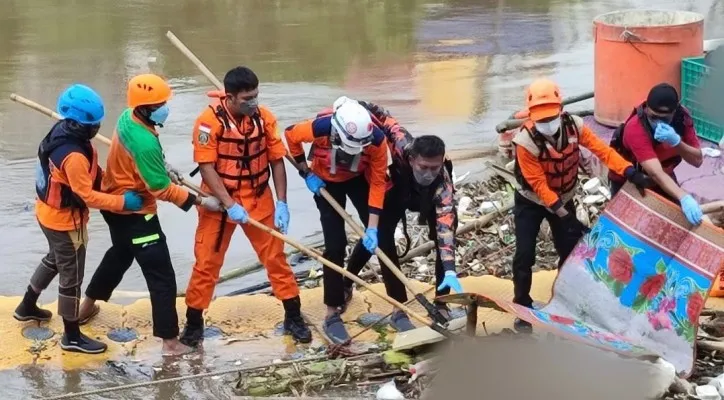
[482,182,724,377]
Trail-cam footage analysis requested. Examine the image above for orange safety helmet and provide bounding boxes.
[526,78,562,122]
[127,74,172,108]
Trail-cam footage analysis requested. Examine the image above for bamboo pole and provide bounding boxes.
[10,93,112,146]
[9,93,208,199]
[164,30,449,325]
[14,87,437,327]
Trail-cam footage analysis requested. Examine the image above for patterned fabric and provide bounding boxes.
[360,101,457,272]
[474,182,724,376]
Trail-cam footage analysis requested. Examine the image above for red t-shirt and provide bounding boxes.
[610,110,700,183]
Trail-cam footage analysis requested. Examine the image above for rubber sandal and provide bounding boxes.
[79,304,100,326]
[390,311,416,332]
[323,313,350,344]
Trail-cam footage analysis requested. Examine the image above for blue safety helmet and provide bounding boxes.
[56,84,105,125]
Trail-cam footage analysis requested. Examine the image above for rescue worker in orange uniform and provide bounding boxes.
[511,78,651,332]
[285,96,388,344]
[79,74,220,356]
[179,66,311,346]
[15,84,143,354]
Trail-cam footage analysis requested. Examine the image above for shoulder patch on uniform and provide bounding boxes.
[198,123,212,145]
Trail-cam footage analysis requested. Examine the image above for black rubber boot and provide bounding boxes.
[60,318,107,354]
[282,296,312,344]
[179,307,205,347]
[514,318,533,333]
[14,285,52,322]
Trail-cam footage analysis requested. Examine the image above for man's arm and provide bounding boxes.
[62,153,125,212]
[676,141,703,167]
[199,163,235,208]
[515,144,567,215]
[578,123,632,177]
[270,159,287,203]
[677,120,703,167]
[622,121,687,200]
[433,171,457,273]
[283,120,315,166]
[639,158,688,201]
[192,114,230,207]
[261,108,289,203]
[134,147,198,211]
[365,139,389,229]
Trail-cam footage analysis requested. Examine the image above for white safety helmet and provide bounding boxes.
[330,97,374,155]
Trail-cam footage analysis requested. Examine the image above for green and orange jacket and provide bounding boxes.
[102,108,197,215]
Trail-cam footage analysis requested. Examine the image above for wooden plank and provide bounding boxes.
[392,316,467,351]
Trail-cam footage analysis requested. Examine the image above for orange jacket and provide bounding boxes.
[513,113,631,210]
[192,93,287,219]
[284,115,388,213]
[103,108,196,215]
[36,151,125,231]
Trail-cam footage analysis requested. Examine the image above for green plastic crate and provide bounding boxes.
[680,56,724,144]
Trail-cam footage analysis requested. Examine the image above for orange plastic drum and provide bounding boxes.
[593,10,704,127]
[711,272,724,298]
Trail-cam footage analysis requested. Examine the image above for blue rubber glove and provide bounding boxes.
[274,201,290,234]
[362,227,378,253]
[437,271,463,294]
[304,172,326,195]
[680,194,703,226]
[654,123,681,147]
[227,203,249,224]
[122,191,143,211]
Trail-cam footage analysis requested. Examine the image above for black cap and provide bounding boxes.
[646,83,679,113]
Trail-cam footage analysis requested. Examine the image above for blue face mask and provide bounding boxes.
[149,105,170,126]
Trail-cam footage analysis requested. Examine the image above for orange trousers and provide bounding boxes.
[185,209,300,310]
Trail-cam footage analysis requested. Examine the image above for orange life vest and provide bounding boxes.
[207,95,270,196]
[308,108,371,176]
[514,113,581,195]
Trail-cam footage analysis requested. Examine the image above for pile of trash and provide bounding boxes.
[663,310,724,399]
[385,168,612,285]
[286,166,615,291]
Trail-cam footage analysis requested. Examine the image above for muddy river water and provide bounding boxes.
[1,0,724,398]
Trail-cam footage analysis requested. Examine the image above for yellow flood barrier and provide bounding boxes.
[2,271,723,371]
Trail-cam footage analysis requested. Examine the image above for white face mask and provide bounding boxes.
[534,117,561,136]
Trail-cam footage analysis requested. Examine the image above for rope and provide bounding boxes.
[40,355,328,400]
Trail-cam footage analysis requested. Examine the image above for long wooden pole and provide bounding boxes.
[11,92,440,330]
[10,94,113,146]
[9,93,208,198]
[165,30,449,324]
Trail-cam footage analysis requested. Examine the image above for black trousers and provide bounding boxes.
[512,192,582,308]
[345,183,450,302]
[315,175,370,308]
[85,211,179,339]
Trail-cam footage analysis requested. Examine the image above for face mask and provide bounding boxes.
[239,98,259,116]
[412,165,439,186]
[534,117,561,136]
[149,105,170,126]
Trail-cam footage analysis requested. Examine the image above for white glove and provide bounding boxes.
[199,196,223,212]
[165,162,182,184]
